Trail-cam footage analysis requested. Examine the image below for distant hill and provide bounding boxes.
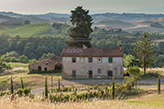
[94,20,135,28]
[0,15,23,22]
[91,13,164,22]
[1,11,164,33]
[0,22,51,37]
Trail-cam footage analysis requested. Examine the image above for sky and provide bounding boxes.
[0,0,164,14]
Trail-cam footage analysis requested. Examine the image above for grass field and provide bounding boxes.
[0,62,61,90]
[126,93,164,108]
[0,95,161,109]
[0,22,51,37]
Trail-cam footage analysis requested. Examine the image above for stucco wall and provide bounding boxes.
[62,57,123,78]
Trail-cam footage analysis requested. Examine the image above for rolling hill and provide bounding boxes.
[94,20,135,28]
[0,22,51,37]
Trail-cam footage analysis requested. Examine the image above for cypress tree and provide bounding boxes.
[45,77,48,98]
[10,75,13,94]
[158,75,160,94]
[112,77,115,99]
[58,78,60,91]
[21,77,24,89]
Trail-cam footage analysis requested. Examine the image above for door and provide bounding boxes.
[72,70,76,78]
[108,71,113,77]
[89,70,92,78]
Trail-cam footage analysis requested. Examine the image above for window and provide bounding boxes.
[108,71,113,77]
[88,57,92,63]
[72,70,76,78]
[72,57,76,63]
[98,69,101,74]
[98,58,101,62]
[46,62,48,65]
[109,58,112,63]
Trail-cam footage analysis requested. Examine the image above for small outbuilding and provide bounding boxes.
[29,55,61,72]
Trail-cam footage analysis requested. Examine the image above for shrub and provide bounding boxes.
[63,94,70,102]
[17,89,23,96]
[23,88,30,95]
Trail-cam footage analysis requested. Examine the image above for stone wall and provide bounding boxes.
[29,60,59,71]
[62,57,123,79]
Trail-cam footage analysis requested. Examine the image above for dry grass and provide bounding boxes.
[0,95,162,109]
[127,93,164,108]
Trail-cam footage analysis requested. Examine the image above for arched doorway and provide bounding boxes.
[54,64,61,70]
[38,66,41,71]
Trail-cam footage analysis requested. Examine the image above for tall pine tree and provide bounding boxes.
[66,6,93,48]
[133,33,157,75]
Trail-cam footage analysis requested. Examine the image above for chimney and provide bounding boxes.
[119,44,122,52]
[83,44,88,50]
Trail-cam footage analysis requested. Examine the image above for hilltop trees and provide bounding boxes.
[133,33,157,74]
[24,20,30,25]
[66,6,93,48]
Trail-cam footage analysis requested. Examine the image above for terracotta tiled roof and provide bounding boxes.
[61,48,123,57]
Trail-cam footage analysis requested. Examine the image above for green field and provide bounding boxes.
[127,93,164,108]
[0,22,51,37]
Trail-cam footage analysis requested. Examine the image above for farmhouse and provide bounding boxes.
[29,55,61,72]
[61,45,124,79]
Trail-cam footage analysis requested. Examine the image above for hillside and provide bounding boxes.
[0,22,51,37]
[94,20,135,28]
[0,15,23,22]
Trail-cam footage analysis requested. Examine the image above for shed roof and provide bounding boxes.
[61,48,123,57]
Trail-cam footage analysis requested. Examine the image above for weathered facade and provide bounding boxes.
[61,45,124,79]
[29,55,61,72]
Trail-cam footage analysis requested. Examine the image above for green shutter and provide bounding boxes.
[109,58,112,63]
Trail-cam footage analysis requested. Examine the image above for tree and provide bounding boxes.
[66,6,93,48]
[10,76,14,94]
[133,33,157,75]
[58,78,60,91]
[21,77,24,89]
[158,75,160,94]
[112,77,115,99]
[45,77,48,98]
[24,20,30,25]
[17,55,29,63]
[123,54,135,67]
[127,66,141,88]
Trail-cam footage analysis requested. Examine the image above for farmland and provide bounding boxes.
[0,22,51,37]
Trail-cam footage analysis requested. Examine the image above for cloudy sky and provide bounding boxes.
[0,0,164,14]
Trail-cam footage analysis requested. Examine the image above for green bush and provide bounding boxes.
[63,94,70,102]
[0,90,10,96]
[16,89,23,96]
[23,88,30,95]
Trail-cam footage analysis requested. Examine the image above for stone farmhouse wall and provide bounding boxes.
[29,60,58,71]
[62,57,123,78]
